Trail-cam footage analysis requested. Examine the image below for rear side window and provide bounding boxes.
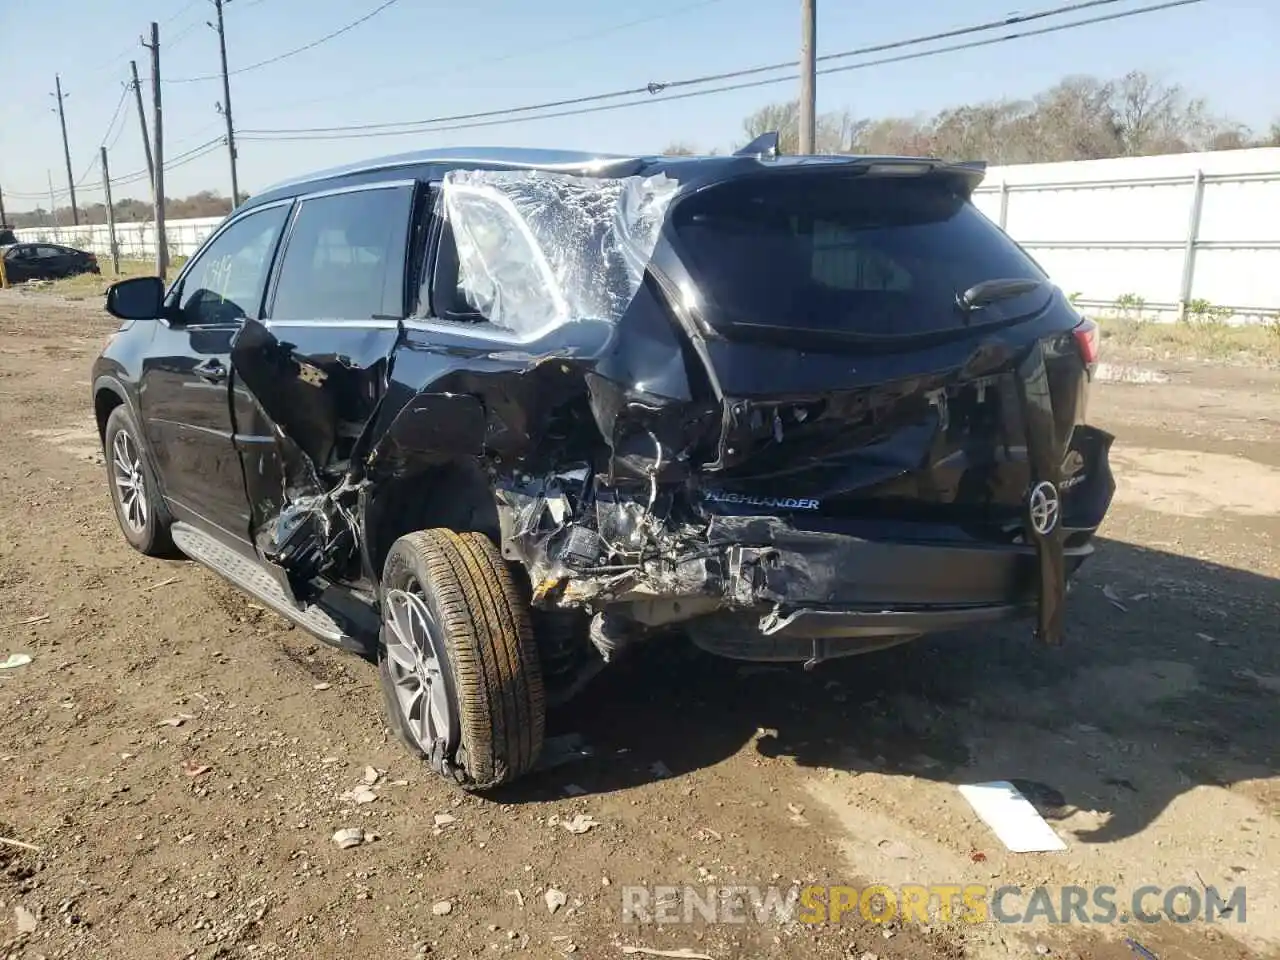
[672,176,1047,337]
[271,186,412,321]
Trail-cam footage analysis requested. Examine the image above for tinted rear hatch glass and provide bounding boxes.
[662,169,1089,550]
[671,172,1051,342]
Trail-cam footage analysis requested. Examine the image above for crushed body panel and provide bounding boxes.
[225,162,1114,655]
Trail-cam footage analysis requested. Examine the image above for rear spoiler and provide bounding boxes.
[728,133,988,190]
[840,157,988,191]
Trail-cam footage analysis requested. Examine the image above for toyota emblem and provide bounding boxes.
[1028,480,1061,536]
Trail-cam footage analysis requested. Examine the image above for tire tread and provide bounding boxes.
[381,529,543,789]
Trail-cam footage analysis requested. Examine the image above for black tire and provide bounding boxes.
[377,529,545,790]
[533,608,601,708]
[103,404,174,557]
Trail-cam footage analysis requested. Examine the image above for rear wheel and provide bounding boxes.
[103,404,173,556]
[377,529,545,790]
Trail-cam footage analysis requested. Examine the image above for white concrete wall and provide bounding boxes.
[974,147,1280,323]
[13,217,223,260]
[16,148,1280,323]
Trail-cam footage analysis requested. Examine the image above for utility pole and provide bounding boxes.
[129,60,156,203]
[798,0,817,155]
[53,74,79,225]
[0,181,7,226]
[47,171,59,228]
[143,22,168,280]
[213,0,241,208]
[101,147,120,275]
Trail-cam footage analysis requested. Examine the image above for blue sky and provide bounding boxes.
[1,0,1276,212]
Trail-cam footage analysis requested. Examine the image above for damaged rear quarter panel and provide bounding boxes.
[231,167,701,598]
[362,169,699,579]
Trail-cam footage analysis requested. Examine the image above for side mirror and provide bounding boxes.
[106,276,166,321]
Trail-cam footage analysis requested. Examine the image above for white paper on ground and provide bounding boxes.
[958,781,1067,853]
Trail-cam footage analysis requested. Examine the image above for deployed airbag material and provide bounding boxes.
[439,169,678,335]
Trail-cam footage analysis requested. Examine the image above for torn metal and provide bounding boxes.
[225,163,1113,660]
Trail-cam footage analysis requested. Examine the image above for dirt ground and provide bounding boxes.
[0,289,1276,960]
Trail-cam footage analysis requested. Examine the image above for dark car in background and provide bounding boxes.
[90,140,1114,790]
[3,241,99,282]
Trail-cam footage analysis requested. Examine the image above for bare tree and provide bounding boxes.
[1109,71,1248,155]
[817,108,869,154]
[738,71,1263,167]
[929,100,1038,163]
[661,142,698,156]
[1027,76,1121,161]
[848,116,935,156]
[741,100,863,154]
[1115,70,1185,155]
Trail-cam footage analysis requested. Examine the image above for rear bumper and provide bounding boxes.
[764,602,1028,639]
[652,427,1113,660]
[679,530,1095,660]
[709,518,1096,610]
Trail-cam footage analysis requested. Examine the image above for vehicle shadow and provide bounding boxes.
[501,537,1280,844]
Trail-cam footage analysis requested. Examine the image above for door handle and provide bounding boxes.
[193,358,227,384]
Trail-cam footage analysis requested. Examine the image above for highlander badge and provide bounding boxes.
[703,490,820,511]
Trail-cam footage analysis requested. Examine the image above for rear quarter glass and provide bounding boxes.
[671,175,1050,337]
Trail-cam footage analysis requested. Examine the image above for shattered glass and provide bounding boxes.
[440,169,679,336]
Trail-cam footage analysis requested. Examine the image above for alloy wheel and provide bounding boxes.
[383,580,456,757]
[111,430,148,533]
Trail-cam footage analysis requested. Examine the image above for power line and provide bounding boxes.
[248,0,732,118]
[62,0,204,93]
[6,138,225,201]
[0,0,201,135]
[240,0,1201,142]
[97,85,131,150]
[138,141,225,191]
[105,102,131,152]
[163,1,206,28]
[73,153,100,189]
[111,137,227,189]
[171,119,236,152]
[167,18,205,50]
[240,0,1138,137]
[1,0,1209,203]
[166,0,402,83]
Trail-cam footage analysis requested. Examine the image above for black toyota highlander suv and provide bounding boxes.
[91,138,1114,789]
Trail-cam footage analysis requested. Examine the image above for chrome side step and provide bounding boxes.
[171,522,352,647]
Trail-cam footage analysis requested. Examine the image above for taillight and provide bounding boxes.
[1073,318,1099,366]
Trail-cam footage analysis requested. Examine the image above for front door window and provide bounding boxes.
[176,206,290,326]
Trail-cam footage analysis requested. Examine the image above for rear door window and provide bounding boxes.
[672,175,1047,338]
[270,185,413,321]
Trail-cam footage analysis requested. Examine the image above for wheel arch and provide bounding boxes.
[363,458,502,584]
[93,375,132,443]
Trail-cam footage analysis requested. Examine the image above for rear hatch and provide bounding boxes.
[665,163,1095,544]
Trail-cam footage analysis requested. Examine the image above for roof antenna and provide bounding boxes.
[735,132,780,159]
